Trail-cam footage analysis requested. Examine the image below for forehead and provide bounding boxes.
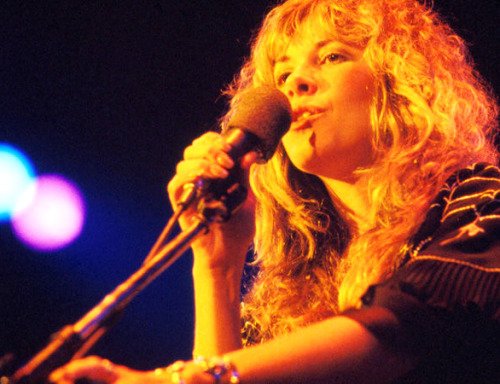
[282,29,338,54]
[268,10,359,66]
[253,2,373,85]
[273,22,363,66]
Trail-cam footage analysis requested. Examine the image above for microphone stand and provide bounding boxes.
[8,182,247,384]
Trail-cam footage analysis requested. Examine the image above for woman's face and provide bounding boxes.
[274,25,376,182]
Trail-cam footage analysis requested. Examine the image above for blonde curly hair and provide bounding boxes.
[221,0,498,343]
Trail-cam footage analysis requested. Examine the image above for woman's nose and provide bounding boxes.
[285,71,317,98]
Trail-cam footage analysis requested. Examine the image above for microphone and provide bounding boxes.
[178,86,292,208]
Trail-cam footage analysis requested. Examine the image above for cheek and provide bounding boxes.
[330,66,375,141]
[340,66,375,107]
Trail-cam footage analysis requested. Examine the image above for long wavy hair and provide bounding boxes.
[221,0,498,343]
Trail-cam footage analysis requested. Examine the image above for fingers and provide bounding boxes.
[49,356,118,384]
[167,131,262,213]
[175,158,229,180]
[183,132,232,166]
[167,132,233,206]
[240,151,260,169]
[167,158,228,208]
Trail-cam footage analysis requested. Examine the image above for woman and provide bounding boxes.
[50,0,498,383]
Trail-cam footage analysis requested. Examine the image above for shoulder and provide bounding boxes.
[390,163,500,319]
[342,164,499,381]
[355,163,499,322]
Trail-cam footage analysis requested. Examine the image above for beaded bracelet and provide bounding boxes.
[194,355,240,384]
[155,356,240,384]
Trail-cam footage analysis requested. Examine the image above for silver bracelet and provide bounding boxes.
[194,355,241,384]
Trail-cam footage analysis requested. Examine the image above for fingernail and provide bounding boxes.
[211,164,229,177]
[216,153,234,168]
[221,141,232,152]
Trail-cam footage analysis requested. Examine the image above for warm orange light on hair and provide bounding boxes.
[222,0,498,344]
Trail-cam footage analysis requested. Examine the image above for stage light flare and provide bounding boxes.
[0,143,35,221]
[11,174,86,252]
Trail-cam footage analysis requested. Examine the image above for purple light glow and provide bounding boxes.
[12,175,86,252]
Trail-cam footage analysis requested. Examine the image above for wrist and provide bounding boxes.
[192,261,243,280]
[190,237,250,273]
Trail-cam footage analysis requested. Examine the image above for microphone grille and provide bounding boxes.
[227,86,292,160]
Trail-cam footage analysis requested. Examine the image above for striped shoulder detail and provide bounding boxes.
[410,163,500,261]
[394,163,500,319]
[401,257,499,315]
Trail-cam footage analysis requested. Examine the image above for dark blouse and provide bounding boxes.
[345,163,500,383]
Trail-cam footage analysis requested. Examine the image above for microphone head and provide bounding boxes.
[227,86,292,161]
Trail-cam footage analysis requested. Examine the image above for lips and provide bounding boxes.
[291,106,324,130]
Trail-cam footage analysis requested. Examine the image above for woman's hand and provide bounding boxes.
[167,131,257,272]
[49,356,214,384]
[49,356,155,384]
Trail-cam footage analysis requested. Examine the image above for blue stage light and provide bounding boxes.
[0,143,35,221]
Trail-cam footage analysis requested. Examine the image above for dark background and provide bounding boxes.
[0,0,498,376]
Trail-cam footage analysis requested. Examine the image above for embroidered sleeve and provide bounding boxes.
[396,162,500,318]
[341,164,499,383]
[344,163,500,357]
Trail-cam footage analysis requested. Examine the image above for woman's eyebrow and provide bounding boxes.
[274,39,346,67]
[317,40,333,48]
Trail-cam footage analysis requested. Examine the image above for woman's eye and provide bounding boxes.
[321,53,345,64]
